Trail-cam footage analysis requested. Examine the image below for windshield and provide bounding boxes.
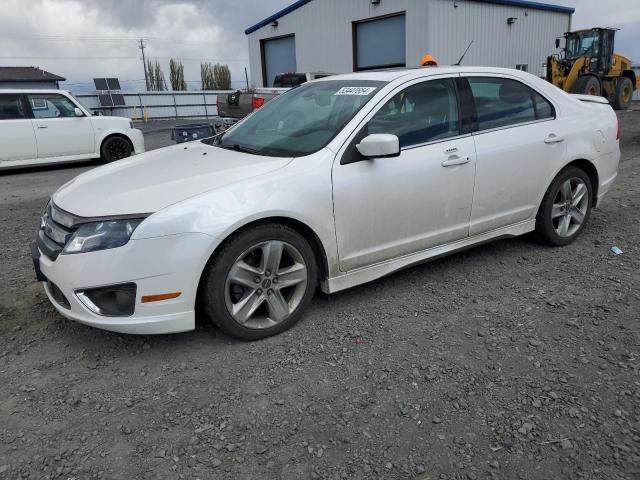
[565,31,599,59]
[212,80,386,157]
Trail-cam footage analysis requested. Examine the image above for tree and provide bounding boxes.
[169,59,187,91]
[201,62,231,90]
[200,62,215,90]
[146,59,167,91]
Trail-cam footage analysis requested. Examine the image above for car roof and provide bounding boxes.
[318,66,533,83]
[0,89,71,95]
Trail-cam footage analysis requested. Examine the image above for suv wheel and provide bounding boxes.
[201,224,317,340]
[101,136,132,162]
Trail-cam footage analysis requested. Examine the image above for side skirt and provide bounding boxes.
[322,220,536,294]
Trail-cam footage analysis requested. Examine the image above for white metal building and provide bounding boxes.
[246,0,574,87]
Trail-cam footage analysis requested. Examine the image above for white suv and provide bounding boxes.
[0,89,144,169]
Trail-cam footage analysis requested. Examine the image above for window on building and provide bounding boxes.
[0,94,27,120]
[27,94,78,119]
[516,64,529,72]
[368,79,460,147]
[354,13,406,71]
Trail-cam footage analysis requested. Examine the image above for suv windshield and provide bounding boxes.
[565,31,599,59]
[211,80,385,157]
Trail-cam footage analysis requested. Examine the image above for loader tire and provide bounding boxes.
[612,77,634,111]
[571,76,601,97]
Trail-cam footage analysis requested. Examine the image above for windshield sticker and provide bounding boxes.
[334,86,377,96]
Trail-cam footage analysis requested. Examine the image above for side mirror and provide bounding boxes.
[555,38,561,49]
[74,107,85,117]
[356,134,400,159]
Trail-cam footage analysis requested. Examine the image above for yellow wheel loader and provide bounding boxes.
[547,28,637,110]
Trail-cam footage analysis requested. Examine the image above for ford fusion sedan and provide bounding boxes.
[0,90,144,169]
[32,67,620,340]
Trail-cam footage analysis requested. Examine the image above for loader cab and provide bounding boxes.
[562,28,616,75]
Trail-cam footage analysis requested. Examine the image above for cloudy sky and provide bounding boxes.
[1,0,638,92]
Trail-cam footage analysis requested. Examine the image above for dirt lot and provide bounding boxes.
[1,111,639,480]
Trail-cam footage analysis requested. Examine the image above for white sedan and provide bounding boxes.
[0,89,144,169]
[32,67,620,340]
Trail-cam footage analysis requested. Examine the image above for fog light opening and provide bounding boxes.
[76,283,137,317]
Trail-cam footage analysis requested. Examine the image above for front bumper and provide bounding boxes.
[129,128,145,154]
[34,232,216,334]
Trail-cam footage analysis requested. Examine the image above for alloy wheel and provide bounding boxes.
[107,138,131,160]
[224,240,308,329]
[551,177,589,237]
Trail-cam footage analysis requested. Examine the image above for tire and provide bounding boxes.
[570,76,601,97]
[201,223,318,340]
[612,76,634,111]
[535,166,593,246]
[101,135,133,162]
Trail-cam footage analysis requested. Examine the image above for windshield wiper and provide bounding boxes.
[219,143,260,155]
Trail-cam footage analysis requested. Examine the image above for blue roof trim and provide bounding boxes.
[245,0,574,35]
[245,0,313,34]
[474,0,575,14]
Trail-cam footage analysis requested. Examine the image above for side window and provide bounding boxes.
[27,94,78,119]
[368,78,460,148]
[468,77,536,131]
[0,94,27,120]
[532,90,555,120]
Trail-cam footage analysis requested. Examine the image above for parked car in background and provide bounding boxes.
[33,67,619,341]
[0,89,144,170]
[215,72,334,131]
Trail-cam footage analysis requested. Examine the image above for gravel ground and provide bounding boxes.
[0,110,639,480]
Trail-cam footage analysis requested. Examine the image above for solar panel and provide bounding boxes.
[94,78,108,90]
[111,93,125,106]
[98,94,113,107]
[106,78,121,90]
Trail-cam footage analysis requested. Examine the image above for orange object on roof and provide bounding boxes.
[420,54,438,66]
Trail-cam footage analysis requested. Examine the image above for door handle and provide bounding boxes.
[441,156,470,167]
[544,133,565,144]
[37,125,48,129]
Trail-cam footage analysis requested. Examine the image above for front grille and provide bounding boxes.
[48,281,70,309]
[37,203,80,260]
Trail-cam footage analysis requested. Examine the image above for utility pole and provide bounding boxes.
[139,38,149,91]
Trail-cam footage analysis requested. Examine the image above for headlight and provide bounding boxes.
[63,218,144,254]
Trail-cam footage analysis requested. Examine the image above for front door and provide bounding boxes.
[0,94,37,162]
[27,93,94,159]
[332,76,476,271]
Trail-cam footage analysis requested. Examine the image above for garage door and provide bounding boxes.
[355,14,406,70]
[262,35,297,87]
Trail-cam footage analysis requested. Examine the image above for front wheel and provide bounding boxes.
[101,135,132,162]
[535,167,593,246]
[201,224,317,340]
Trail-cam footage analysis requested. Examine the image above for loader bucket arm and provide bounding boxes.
[563,57,588,93]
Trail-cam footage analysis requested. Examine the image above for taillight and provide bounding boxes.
[252,97,265,110]
[616,118,621,140]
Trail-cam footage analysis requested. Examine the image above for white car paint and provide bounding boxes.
[0,89,144,169]
[35,67,620,334]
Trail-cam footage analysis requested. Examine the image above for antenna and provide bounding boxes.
[455,40,474,66]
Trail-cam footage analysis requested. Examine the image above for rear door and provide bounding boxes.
[27,93,94,159]
[0,94,37,162]
[461,75,564,235]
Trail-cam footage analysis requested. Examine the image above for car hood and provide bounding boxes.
[53,142,292,217]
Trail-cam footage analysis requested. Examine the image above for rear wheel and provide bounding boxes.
[201,224,317,340]
[612,76,634,111]
[535,167,593,246]
[571,76,601,97]
[101,135,132,162]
